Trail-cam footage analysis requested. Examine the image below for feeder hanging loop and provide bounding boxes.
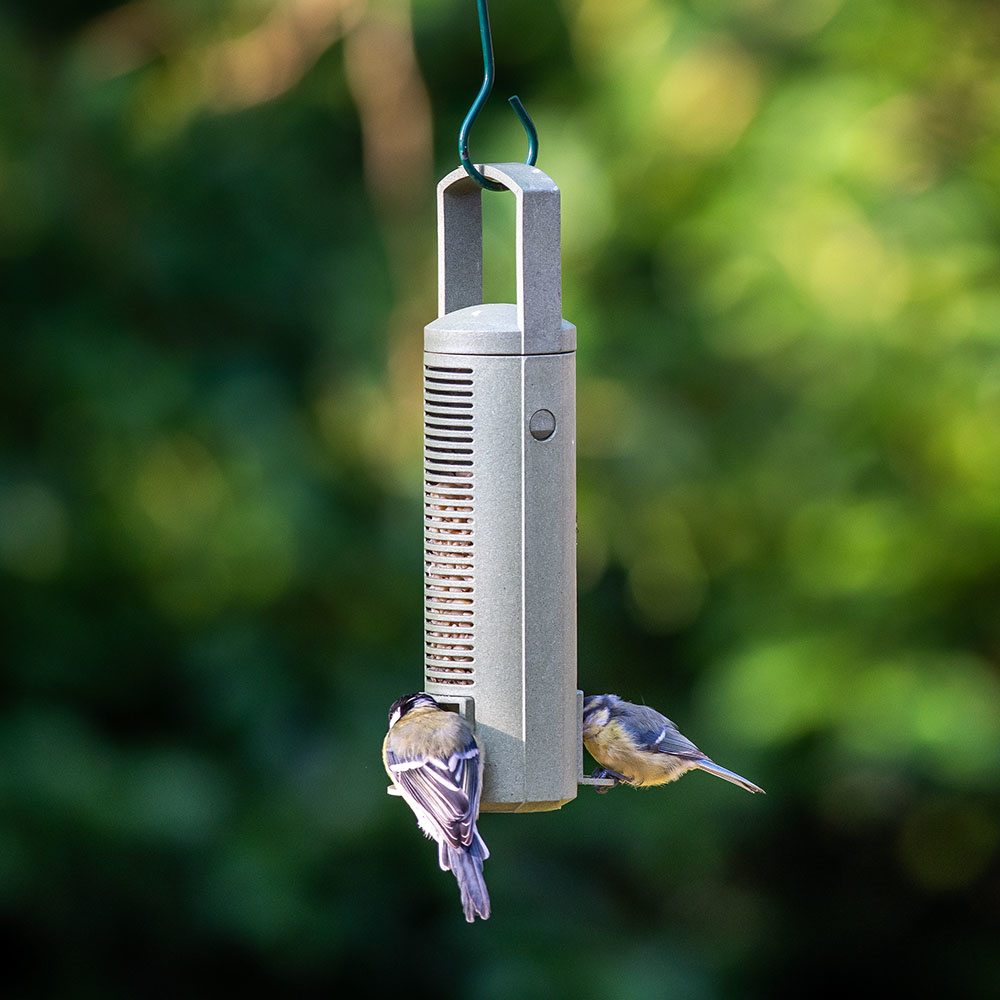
[458,0,539,192]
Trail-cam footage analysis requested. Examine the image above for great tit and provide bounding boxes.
[582,693,764,795]
[383,693,491,921]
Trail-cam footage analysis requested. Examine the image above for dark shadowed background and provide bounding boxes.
[3,0,1000,996]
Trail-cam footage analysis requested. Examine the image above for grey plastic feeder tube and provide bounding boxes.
[423,163,578,812]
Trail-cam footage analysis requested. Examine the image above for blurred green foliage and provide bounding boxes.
[3,0,1000,995]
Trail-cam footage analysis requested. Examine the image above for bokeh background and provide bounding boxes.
[4,0,1000,995]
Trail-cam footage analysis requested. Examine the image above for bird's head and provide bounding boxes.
[387,692,440,729]
[582,693,618,738]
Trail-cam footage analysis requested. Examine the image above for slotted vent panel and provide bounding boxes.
[424,365,475,687]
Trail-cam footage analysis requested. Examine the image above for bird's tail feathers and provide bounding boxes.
[444,844,491,922]
[439,828,489,868]
[695,759,765,794]
[471,828,489,862]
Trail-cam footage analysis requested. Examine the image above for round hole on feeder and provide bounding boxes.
[529,409,556,441]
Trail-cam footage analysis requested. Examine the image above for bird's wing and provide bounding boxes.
[628,705,704,759]
[385,737,481,850]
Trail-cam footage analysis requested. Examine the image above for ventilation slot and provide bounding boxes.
[424,365,475,687]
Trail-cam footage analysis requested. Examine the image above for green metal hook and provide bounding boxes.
[458,0,539,192]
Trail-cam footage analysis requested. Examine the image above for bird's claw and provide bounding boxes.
[591,767,628,793]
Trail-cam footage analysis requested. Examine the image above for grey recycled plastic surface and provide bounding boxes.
[422,163,594,812]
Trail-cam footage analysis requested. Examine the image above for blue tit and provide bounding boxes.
[383,693,490,922]
[582,693,764,795]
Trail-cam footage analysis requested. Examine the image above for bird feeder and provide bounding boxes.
[421,162,593,812]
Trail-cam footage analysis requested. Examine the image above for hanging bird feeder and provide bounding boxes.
[423,159,580,813]
[397,0,610,814]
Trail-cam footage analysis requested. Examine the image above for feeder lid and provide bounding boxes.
[425,303,576,356]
